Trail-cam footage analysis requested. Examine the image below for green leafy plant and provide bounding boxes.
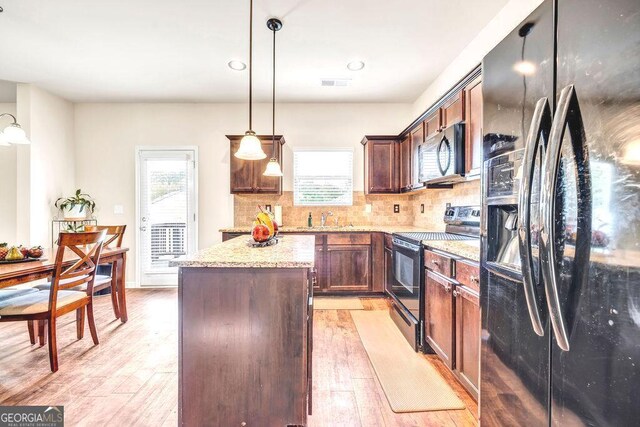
[55,189,96,216]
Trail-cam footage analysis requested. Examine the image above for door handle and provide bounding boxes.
[518,97,551,337]
[540,85,592,352]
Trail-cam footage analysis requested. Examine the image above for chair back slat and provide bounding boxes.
[84,225,126,248]
[48,231,107,310]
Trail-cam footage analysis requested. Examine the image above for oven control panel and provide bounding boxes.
[444,206,481,226]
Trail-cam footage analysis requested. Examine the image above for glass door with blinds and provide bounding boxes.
[137,149,197,287]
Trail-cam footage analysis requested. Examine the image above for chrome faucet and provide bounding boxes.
[321,211,333,227]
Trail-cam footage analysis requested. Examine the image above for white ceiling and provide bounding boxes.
[0,0,508,103]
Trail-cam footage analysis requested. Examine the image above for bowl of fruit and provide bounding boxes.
[250,206,279,247]
[0,243,45,264]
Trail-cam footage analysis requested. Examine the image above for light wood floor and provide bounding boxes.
[0,289,477,426]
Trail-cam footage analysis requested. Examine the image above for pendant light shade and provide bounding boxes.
[263,18,283,177]
[234,0,267,161]
[0,113,30,145]
[235,131,266,160]
[263,157,283,176]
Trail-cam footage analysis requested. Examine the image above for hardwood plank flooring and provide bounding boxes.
[0,290,477,426]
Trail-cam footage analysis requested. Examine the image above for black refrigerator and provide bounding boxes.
[480,0,640,426]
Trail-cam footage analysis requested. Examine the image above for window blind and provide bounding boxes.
[293,149,353,206]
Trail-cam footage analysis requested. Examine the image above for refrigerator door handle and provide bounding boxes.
[540,85,592,352]
[518,97,551,337]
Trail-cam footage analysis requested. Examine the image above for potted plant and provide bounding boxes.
[55,189,96,221]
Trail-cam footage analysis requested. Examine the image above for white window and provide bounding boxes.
[293,149,353,206]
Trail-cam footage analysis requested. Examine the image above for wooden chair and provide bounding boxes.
[85,225,127,319]
[0,230,106,372]
[36,225,126,320]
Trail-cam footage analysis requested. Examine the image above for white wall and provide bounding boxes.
[74,102,410,285]
[411,0,545,117]
[16,84,76,246]
[0,103,17,243]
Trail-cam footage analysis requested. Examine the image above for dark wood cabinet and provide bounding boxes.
[425,270,455,368]
[464,75,483,176]
[409,124,424,189]
[314,246,326,291]
[326,244,371,292]
[228,135,285,194]
[441,90,464,129]
[399,135,412,191]
[424,110,442,140]
[362,136,399,194]
[454,283,480,400]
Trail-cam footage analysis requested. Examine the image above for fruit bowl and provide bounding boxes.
[249,236,279,248]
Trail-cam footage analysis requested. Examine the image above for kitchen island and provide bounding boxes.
[171,235,315,427]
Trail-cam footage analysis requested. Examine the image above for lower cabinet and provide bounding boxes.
[326,244,371,292]
[222,231,383,294]
[425,270,455,368]
[423,249,480,401]
[454,284,480,400]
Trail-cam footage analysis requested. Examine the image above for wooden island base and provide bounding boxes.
[175,235,315,426]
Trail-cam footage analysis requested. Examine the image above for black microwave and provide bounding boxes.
[418,122,465,184]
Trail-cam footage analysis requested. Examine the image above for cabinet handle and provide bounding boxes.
[444,284,451,293]
[432,259,439,266]
[452,289,459,298]
[469,275,479,283]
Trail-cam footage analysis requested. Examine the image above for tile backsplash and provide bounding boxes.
[234,191,415,227]
[233,179,481,229]
[411,180,481,230]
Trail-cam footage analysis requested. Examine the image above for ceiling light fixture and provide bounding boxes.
[263,18,284,177]
[227,60,247,71]
[234,0,267,160]
[347,60,365,71]
[0,113,30,145]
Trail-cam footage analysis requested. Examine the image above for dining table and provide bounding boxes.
[0,246,130,322]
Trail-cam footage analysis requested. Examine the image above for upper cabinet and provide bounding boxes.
[228,135,285,194]
[424,110,442,140]
[464,75,483,177]
[361,68,482,192]
[362,136,399,194]
[441,90,465,130]
[399,134,412,191]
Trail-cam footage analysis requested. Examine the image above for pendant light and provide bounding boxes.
[234,0,267,160]
[0,113,30,145]
[263,18,284,177]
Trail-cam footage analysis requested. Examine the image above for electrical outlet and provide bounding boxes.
[421,204,425,214]
[265,204,272,212]
[394,204,400,213]
[113,205,124,215]
[365,204,372,213]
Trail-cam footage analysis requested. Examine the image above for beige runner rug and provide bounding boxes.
[313,297,364,310]
[351,310,465,413]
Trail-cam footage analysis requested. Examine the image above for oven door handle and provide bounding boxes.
[393,239,421,253]
[517,97,551,337]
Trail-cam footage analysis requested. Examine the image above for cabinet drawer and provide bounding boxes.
[327,233,371,245]
[384,233,393,249]
[425,250,452,277]
[456,260,480,292]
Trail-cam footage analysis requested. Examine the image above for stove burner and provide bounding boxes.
[395,232,478,244]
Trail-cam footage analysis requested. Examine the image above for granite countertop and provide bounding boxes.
[423,239,481,262]
[220,225,426,234]
[170,235,315,268]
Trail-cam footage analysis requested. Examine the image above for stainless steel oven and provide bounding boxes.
[389,236,424,351]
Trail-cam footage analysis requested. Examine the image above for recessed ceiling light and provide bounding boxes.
[347,60,365,71]
[228,60,247,71]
